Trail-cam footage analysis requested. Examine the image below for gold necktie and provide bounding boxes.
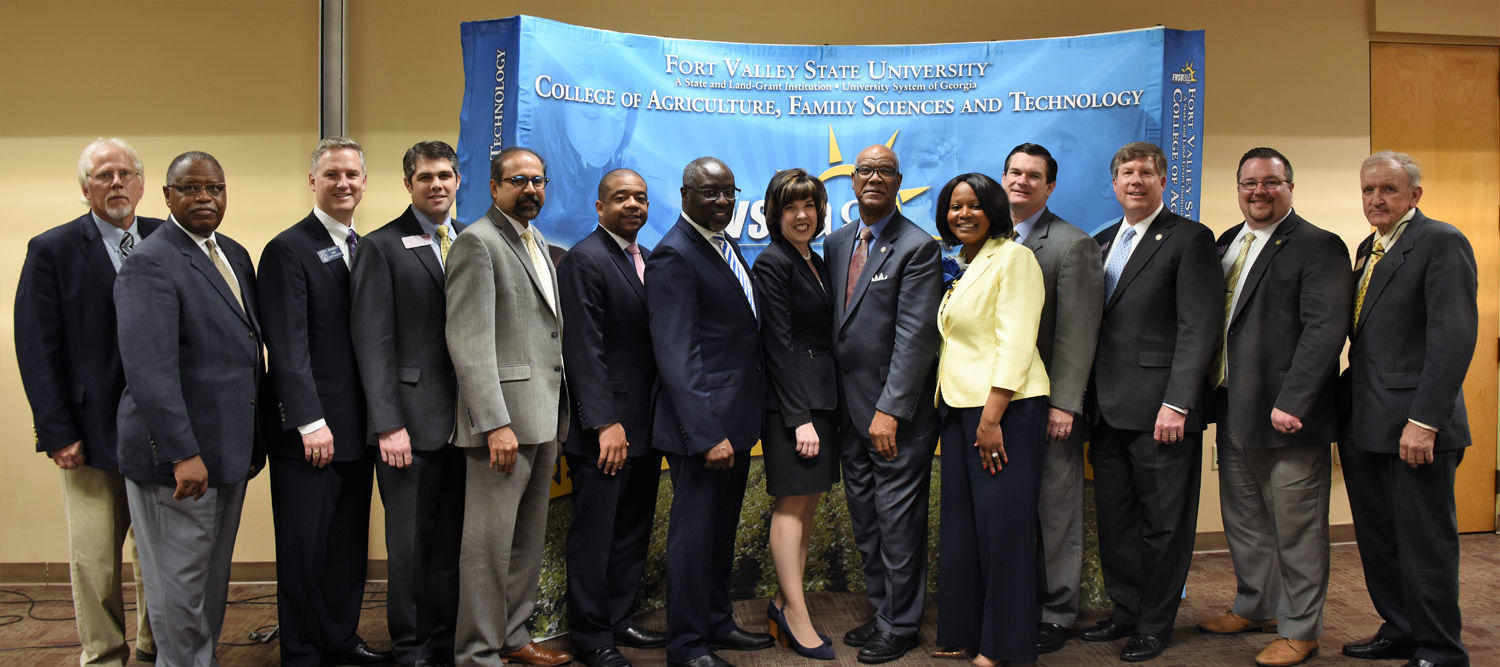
[435,224,451,263]
[1354,238,1386,328]
[520,227,555,312]
[204,238,244,313]
[1211,232,1256,387]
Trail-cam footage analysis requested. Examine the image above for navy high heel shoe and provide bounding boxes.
[767,599,835,660]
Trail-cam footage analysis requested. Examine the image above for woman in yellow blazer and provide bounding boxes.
[931,173,1050,666]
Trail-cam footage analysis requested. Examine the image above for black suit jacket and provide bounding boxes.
[258,213,368,461]
[1088,209,1222,432]
[646,215,764,455]
[1343,209,1476,453]
[114,220,264,484]
[752,238,836,428]
[557,226,657,458]
[16,213,163,470]
[349,206,467,450]
[1213,211,1351,447]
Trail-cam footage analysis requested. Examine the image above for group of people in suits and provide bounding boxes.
[15,132,1476,667]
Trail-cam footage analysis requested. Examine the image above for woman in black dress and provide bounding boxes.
[752,168,838,660]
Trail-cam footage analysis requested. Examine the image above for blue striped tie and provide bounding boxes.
[1103,226,1137,300]
[713,233,756,317]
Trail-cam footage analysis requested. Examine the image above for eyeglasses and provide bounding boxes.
[691,186,740,201]
[1237,179,1289,192]
[91,170,139,184]
[854,166,898,179]
[501,175,550,189]
[167,183,226,196]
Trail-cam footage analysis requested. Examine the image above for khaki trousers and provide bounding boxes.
[60,465,155,665]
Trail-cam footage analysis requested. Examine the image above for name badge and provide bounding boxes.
[402,234,431,249]
[317,246,344,263]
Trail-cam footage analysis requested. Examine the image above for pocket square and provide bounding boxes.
[871,272,889,282]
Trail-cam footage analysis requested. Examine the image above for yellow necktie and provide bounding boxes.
[1211,232,1256,387]
[1354,238,1386,328]
[520,227,555,312]
[203,239,244,313]
[435,224,451,263]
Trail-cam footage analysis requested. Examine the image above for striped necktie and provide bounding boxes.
[712,233,756,316]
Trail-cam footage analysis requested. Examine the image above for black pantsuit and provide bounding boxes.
[377,445,465,662]
[565,452,662,652]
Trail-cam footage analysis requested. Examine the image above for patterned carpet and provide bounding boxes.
[2,534,1497,665]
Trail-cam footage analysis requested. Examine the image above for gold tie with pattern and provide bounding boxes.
[1211,232,1256,387]
[435,224,451,263]
[204,238,244,313]
[520,227,555,313]
[1354,238,1386,329]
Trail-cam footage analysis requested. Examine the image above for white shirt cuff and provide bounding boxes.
[297,419,327,436]
[1408,418,1438,432]
[1163,403,1188,415]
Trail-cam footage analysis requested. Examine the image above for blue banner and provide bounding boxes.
[459,17,1204,260]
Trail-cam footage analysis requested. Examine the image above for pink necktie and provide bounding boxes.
[626,242,645,284]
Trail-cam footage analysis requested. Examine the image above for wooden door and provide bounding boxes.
[1371,42,1499,532]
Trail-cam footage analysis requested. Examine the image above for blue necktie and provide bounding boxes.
[1103,226,1137,300]
[713,233,756,317]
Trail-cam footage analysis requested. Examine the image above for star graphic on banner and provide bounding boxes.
[817,127,930,208]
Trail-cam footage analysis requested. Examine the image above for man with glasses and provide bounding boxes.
[825,145,942,664]
[16,137,161,666]
[446,146,572,667]
[1193,148,1349,667]
[647,157,771,667]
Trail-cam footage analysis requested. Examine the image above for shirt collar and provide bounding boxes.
[683,213,723,244]
[1013,207,1045,243]
[1378,207,1417,248]
[497,207,533,238]
[410,205,450,237]
[90,211,133,245]
[1120,202,1164,238]
[169,214,214,246]
[312,206,352,241]
[600,225,633,250]
[858,207,897,241]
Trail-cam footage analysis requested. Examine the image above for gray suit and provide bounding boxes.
[445,205,569,664]
[825,211,942,637]
[1021,209,1103,627]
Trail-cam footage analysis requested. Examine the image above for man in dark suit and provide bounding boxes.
[16,137,161,666]
[558,168,666,667]
[1080,141,1222,662]
[350,140,468,667]
[259,137,385,666]
[824,145,942,664]
[1340,151,1475,667]
[1193,148,1350,667]
[114,151,261,666]
[998,143,1104,656]
[647,157,772,667]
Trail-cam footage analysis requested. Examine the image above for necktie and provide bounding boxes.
[520,227,556,313]
[626,242,645,284]
[203,238,244,313]
[345,228,360,263]
[1103,226,1137,300]
[119,231,134,259]
[713,233,756,316]
[1211,232,1256,387]
[845,226,873,307]
[1354,238,1386,328]
[435,225,451,264]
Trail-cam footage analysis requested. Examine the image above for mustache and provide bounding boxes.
[517,193,541,206]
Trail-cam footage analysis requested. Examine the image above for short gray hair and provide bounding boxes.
[310,136,365,172]
[1362,150,1421,188]
[682,156,729,186]
[77,137,145,190]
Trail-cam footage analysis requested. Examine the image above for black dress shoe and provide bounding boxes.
[1403,660,1467,667]
[1121,634,1167,662]
[667,653,733,667]
[398,660,439,667]
[615,625,667,649]
[578,646,631,667]
[1079,618,1135,642]
[330,640,394,665]
[843,619,878,647]
[1343,636,1417,660]
[709,628,774,651]
[133,648,157,663]
[1036,622,1073,654]
[857,630,917,664]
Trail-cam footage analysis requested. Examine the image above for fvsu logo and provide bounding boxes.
[1171,61,1197,85]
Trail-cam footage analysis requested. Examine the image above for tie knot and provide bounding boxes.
[1122,226,1137,241]
[1373,239,1385,254]
[625,242,640,256]
[1243,232,1256,244]
[859,226,873,242]
[435,225,449,240]
[521,227,534,242]
[204,238,217,252]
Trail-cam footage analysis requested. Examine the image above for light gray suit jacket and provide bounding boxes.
[1022,208,1104,415]
[445,205,568,447]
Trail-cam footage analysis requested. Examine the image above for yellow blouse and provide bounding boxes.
[936,236,1050,408]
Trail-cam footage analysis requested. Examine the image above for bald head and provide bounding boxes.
[852,145,902,221]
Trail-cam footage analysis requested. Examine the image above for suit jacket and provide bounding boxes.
[114,220,264,484]
[1214,212,1351,448]
[645,215,764,455]
[1343,209,1476,453]
[937,236,1049,407]
[824,212,942,435]
[258,213,368,461]
[557,225,656,458]
[751,238,836,429]
[349,206,468,450]
[445,205,568,447]
[16,213,163,469]
[1088,209,1222,432]
[1022,208,1104,415]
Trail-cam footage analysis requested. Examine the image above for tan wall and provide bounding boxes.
[0,0,1488,566]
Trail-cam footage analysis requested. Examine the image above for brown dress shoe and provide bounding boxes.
[1197,611,1278,634]
[503,642,574,666]
[929,647,977,660]
[1256,638,1318,667]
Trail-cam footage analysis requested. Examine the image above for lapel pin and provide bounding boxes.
[1155,233,1163,241]
[880,246,888,253]
[1275,239,1284,246]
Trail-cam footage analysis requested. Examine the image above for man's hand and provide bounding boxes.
[486,426,519,475]
[378,427,413,469]
[172,455,208,501]
[1399,421,1437,467]
[597,422,628,476]
[1047,408,1075,442]
[975,419,1006,475]
[704,439,734,470]
[794,422,820,459]
[868,411,899,461]
[50,441,85,470]
[1270,408,1303,435]
[302,425,335,469]
[1153,406,1186,445]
